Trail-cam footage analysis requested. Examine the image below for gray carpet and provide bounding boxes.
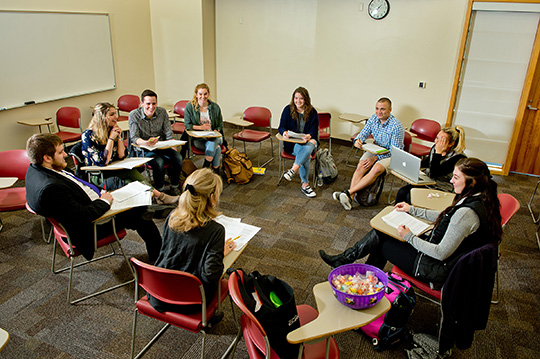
[1,128,539,358]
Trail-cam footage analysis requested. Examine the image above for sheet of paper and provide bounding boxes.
[216,215,260,251]
[381,209,430,236]
[110,191,152,211]
[111,181,151,202]
[287,131,305,139]
[191,131,220,137]
[139,139,186,151]
[110,157,152,169]
[362,143,389,154]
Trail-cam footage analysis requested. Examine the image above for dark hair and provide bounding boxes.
[377,97,392,108]
[140,89,158,101]
[289,86,313,122]
[435,158,502,243]
[26,133,63,165]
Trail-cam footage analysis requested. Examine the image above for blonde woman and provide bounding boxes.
[148,168,235,313]
[395,125,467,203]
[81,102,178,204]
[184,83,224,172]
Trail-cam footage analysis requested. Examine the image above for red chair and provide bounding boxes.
[54,107,82,145]
[408,119,441,158]
[130,258,231,359]
[277,144,317,188]
[228,270,340,359]
[232,107,274,167]
[392,193,520,306]
[25,202,52,244]
[118,94,140,122]
[171,100,189,137]
[0,150,30,232]
[318,112,332,154]
[45,216,133,305]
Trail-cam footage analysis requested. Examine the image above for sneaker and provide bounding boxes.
[301,185,316,198]
[284,169,295,181]
[338,192,352,210]
[156,192,179,205]
[332,191,341,201]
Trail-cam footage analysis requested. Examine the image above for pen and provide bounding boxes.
[226,235,241,244]
[103,182,107,192]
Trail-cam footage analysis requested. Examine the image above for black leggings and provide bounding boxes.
[368,230,418,276]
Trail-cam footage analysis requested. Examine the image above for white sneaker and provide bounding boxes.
[338,192,352,210]
[284,169,295,181]
[301,185,316,198]
[332,191,341,201]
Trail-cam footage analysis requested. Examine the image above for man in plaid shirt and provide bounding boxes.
[333,97,404,210]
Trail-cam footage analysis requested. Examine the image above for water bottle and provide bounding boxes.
[317,170,324,187]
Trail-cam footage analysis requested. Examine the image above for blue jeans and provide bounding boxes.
[193,137,223,167]
[143,148,183,190]
[292,142,317,184]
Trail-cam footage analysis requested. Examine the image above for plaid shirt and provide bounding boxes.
[128,107,174,145]
[355,113,404,160]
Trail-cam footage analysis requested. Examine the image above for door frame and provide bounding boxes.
[445,0,540,175]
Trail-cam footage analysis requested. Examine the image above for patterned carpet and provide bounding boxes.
[1,128,539,358]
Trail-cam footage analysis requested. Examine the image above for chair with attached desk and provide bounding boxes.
[232,106,274,167]
[227,270,340,359]
[54,107,82,146]
[408,119,440,158]
[118,94,140,122]
[0,150,30,232]
[43,214,134,305]
[130,257,231,359]
[318,112,332,154]
[187,130,228,165]
[171,100,189,137]
[276,134,318,187]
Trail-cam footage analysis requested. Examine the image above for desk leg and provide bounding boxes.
[387,173,396,204]
[297,343,304,359]
[325,337,331,359]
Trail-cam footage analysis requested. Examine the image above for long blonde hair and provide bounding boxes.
[89,102,115,145]
[441,125,466,153]
[168,168,223,232]
[190,83,212,110]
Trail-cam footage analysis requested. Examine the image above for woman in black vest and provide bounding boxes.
[319,158,502,285]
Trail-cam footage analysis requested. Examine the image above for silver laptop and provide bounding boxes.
[390,146,432,184]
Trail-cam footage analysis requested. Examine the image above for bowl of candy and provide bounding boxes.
[328,263,387,309]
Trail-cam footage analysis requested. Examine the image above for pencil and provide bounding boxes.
[226,235,241,244]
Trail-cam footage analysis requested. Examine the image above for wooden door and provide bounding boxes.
[511,58,540,175]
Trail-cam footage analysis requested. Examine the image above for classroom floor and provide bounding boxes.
[1,127,539,358]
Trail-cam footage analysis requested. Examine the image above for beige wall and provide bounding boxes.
[0,0,155,151]
[215,0,469,140]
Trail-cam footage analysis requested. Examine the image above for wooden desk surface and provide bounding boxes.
[117,121,129,132]
[17,118,53,126]
[338,113,369,123]
[224,115,253,127]
[411,188,455,211]
[370,206,433,240]
[275,133,306,144]
[390,169,436,187]
[0,177,18,189]
[287,282,390,344]
[186,130,222,138]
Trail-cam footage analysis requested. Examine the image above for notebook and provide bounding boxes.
[390,146,432,184]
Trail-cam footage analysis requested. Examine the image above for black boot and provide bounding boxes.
[319,229,381,268]
[203,159,212,168]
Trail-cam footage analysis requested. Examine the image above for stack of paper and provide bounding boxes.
[216,215,261,251]
[381,210,431,236]
[362,143,389,154]
[287,131,305,139]
[110,182,152,211]
[139,139,186,151]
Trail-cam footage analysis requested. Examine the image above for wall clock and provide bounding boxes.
[368,0,390,20]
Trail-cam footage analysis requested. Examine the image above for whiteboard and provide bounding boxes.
[0,11,116,110]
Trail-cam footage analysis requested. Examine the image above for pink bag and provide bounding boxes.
[359,272,416,350]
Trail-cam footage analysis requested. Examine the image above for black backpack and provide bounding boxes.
[355,171,386,206]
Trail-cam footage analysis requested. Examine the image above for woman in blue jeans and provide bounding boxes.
[184,83,224,173]
[278,87,319,198]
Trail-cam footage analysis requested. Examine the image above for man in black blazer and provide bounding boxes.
[25,133,162,261]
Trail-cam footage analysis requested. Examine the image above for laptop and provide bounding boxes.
[389,146,433,184]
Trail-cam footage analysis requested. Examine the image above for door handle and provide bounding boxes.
[527,104,538,111]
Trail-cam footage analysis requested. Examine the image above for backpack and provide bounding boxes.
[228,269,300,358]
[316,149,338,184]
[359,272,416,351]
[179,158,197,186]
[223,148,253,184]
[354,171,385,206]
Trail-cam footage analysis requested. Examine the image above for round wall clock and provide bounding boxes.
[368,0,390,20]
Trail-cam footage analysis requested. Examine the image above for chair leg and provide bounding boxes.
[491,259,500,304]
[132,310,171,359]
[386,172,396,204]
[528,180,540,224]
[345,145,359,168]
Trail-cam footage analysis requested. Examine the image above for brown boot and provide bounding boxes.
[155,192,179,205]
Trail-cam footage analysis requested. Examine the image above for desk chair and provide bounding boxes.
[277,142,318,188]
[408,119,440,158]
[25,203,52,244]
[130,258,231,359]
[68,141,105,184]
[46,215,133,305]
[0,150,30,232]
[232,107,274,167]
[171,100,189,137]
[54,107,82,146]
[188,130,227,167]
[227,270,339,359]
[318,112,332,154]
[118,94,140,122]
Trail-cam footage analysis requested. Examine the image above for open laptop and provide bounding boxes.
[390,146,432,184]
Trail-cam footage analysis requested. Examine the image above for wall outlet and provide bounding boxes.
[419,82,427,89]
